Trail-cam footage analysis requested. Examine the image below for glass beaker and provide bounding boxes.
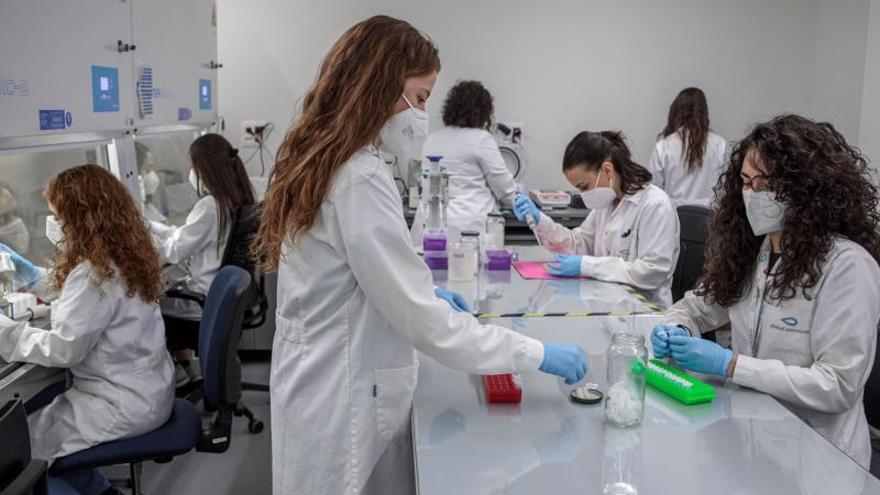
[604,332,648,427]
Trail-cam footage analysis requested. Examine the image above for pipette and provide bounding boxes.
[516,185,543,246]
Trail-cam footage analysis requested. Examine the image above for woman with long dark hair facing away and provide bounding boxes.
[651,115,880,467]
[0,165,173,495]
[514,131,680,308]
[149,133,256,386]
[649,87,728,207]
[252,16,587,494]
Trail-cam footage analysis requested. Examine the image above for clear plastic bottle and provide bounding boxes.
[485,212,505,251]
[604,332,648,427]
[450,232,480,281]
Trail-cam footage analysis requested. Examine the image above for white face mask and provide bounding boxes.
[743,188,785,236]
[379,94,429,163]
[189,169,207,197]
[142,171,160,196]
[45,215,63,246]
[579,168,617,210]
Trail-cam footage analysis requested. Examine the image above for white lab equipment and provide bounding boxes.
[529,189,571,209]
[422,155,449,234]
[533,184,679,308]
[493,122,527,180]
[1,292,37,320]
[663,237,880,467]
[0,262,175,461]
[604,332,647,427]
[270,145,544,495]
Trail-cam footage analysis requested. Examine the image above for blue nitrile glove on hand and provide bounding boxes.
[0,243,40,287]
[650,325,690,359]
[539,344,588,384]
[513,193,541,224]
[668,335,733,377]
[434,287,471,313]
[545,254,583,278]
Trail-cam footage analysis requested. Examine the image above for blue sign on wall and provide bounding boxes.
[199,79,211,110]
[91,65,120,112]
[178,107,192,121]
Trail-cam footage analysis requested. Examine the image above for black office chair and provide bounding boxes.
[671,205,714,303]
[0,399,49,495]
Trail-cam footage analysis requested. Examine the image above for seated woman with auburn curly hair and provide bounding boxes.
[651,115,880,467]
[0,164,174,495]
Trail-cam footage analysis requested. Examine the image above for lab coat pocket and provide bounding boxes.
[374,363,419,442]
[276,312,307,345]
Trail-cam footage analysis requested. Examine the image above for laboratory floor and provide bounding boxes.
[101,359,274,495]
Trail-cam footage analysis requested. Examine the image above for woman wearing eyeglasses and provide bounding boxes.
[651,114,880,467]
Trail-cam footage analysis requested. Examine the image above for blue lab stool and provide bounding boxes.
[48,399,200,495]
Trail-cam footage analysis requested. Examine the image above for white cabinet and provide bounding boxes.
[0,0,135,138]
[0,0,218,140]
[131,0,218,127]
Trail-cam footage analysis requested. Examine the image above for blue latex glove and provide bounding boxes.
[513,193,541,224]
[539,343,588,384]
[0,243,40,287]
[667,335,733,377]
[545,254,583,278]
[650,325,690,359]
[434,287,471,313]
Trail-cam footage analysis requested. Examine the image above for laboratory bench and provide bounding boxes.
[432,245,662,318]
[412,316,880,494]
[404,207,589,245]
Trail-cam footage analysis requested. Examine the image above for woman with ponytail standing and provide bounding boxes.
[514,131,680,308]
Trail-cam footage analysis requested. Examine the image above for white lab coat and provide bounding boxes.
[0,262,174,461]
[414,127,516,235]
[270,145,544,495]
[648,131,728,207]
[533,185,680,308]
[663,237,880,467]
[150,196,226,319]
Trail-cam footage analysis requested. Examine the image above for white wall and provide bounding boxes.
[218,0,871,189]
[860,0,880,168]
[812,0,870,144]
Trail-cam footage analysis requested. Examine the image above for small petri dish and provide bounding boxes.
[570,385,604,405]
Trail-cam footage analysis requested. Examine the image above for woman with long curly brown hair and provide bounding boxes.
[252,15,585,494]
[651,114,880,467]
[649,87,728,207]
[0,164,173,495]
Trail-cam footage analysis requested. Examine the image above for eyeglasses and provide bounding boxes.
[741,173,769,191]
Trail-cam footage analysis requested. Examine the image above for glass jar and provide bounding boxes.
[449,241,474,281]
[485,212,505,251]
[604,332,648,427]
